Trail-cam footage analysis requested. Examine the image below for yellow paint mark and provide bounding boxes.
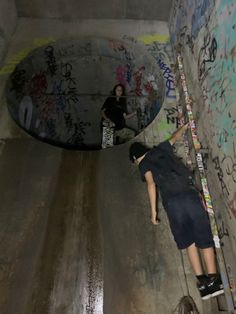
[0,64,16,75]
[0,37,55,75]
[137,34,169,44]
[33,37,55,47]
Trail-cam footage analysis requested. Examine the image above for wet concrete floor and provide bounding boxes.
[0,139,221,313]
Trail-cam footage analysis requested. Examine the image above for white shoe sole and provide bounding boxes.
[211,289,225,297]
[201,294,212,300]
[201,289,224,300]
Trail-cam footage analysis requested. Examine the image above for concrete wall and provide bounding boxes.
[169,0,236,298]
[0,0,17,63]
[15,0,172,21]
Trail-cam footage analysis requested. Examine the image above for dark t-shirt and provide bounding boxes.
[101,97,127,130]
[139,140,195,204]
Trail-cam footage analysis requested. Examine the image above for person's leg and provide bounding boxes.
[186,191,217,275]
[186,243,218,300]
[114,129,125,144]
[200,247,217,275]
[186,243,204,275]
[182,192,224,299]
[188,192,218,275]
[123,127,135,140]
[201,247,224,298]
[187,244,217,275]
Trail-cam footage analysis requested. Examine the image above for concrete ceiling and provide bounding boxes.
[15,0,173,21]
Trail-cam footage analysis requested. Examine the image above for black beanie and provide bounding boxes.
[129,142,150,162]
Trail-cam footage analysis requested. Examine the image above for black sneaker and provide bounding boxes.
[198,276,224,300]
[207,275,224,297]
[197,281,212,300]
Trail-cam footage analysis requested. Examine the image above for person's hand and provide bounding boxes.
[183,122,189,130]
[107,119,115,127]
[151,213,160,225]
[103,118,115,127]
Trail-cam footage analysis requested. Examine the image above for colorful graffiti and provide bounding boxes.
[6,38,164,148]
[122,34,180,141]
[170,0,215,45]
[157,59,176,99]
[170,0,236,214]
[170,1,236,308]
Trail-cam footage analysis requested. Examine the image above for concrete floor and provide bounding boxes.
[0,137,222,313]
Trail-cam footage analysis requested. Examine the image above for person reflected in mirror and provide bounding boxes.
[101,84,136,144]
[129,123,224,301]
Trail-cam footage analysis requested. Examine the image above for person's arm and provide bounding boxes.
[101,98,110,120]
[101,109,108,120]
[169,122,189,145]
[123,110,137,119]
[120,100,136,119]
[145,171,160,225]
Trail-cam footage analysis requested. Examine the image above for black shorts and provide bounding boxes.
[163,190,214,250]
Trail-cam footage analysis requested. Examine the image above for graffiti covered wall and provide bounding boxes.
[0,19,174,147]
[5,37,164,149]
[169,0,236,292]
[119,34,180,147]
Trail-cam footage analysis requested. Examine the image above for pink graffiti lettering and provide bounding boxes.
[116,65,127,86]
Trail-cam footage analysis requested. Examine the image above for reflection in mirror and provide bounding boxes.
[6,38,164,150]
